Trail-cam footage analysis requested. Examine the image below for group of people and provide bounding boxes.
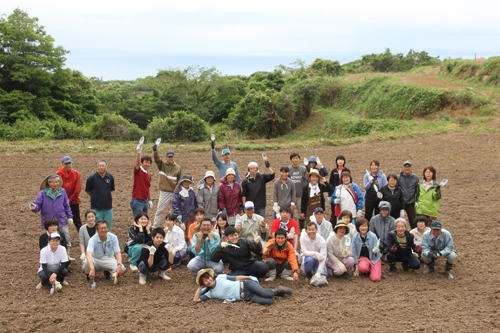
[31,138,457,305]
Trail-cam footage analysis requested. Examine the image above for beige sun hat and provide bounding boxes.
[40,174,63,191]
[196,268,215,285]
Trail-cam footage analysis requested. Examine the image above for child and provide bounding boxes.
[124,212,152,271]
[79,210,96,260]
[164,213,188,266]
[172,175,198,238]
[137,228,171,285]
[37,232,70,292]
[39,218,68,250]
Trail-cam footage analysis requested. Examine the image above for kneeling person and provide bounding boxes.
[386,218,421,275]
[263,228,299,281]
[187,218,224,277]
[37,232,70,293]
[211,227,269,279]
[300,222,328,286]
[421,220,457,279]
[137,228,171,284]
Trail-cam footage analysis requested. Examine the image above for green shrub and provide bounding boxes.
[145,111,208,142]
[89,113,143,141]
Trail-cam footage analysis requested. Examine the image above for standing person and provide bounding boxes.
[331,171,364,225]
[124,213,152,272]
[130,144,152,219]
[398,161,420,229]
[379,174,405,220]
[288,153,307,223]
[241,161,275,219]
[421,220,457,279]
[83,220,126,289]
[152,144,181,228]
[326,220,355,280]
[211,137,240,183]
[386,218,421,275]
[300,222,328,286]
[36,232,70,292]
[363,159,388,221]
[31,174,73,259]
[187,218,224,277]
[196,170,219,222]
[263,228,300,282]
[369,201,395,262]
[416,166,442,224]
[85,160,115,230]
[300,169,334,229]
[237,201,267,245]
[79,210,97,260]
[218,168,242,226]
[272,166,296,219]
[305,156,328,178]
[352,218,382,282]
[329,154,350,214]
[172,175,198,238]
[56,156,82,232]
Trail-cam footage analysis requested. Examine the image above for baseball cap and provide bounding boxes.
[314,207,324,214]
[222,148,231,155]
[403,161,412,166]
[166,151,175,157]
[430,220,442,230]
[62,156,72,163]
[48,232,61,240]
[244,201,255,209]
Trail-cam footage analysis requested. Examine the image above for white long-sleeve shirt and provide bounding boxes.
[300,233,327,273]
[165,225,187,252]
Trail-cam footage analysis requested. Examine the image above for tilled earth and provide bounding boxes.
[1,132,499,332]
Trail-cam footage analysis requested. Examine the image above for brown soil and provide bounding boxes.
[1,132,500,332]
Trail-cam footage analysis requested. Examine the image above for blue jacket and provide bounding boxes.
[421,229,455,257]
[331,182,364,214]
[212,149,240,184]
[363,170,388,192]
[386,230,416,256]
[192,231,220,260]
[352,231,381,265]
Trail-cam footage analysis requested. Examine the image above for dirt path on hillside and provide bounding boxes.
[1,132,499,332]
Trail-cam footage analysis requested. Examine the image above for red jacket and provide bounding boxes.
[218,176,242,217]
[56,167,81,205]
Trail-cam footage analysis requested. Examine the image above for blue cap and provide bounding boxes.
[62,156,72,163]
[430,220,442,230]
[222,149,231,155]
[166,151,175,157]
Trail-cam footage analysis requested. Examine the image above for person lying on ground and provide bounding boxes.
[137,228,171,285]
[187,218,224,277]
[263,228,300,282]
[211,227,269,279]
[193,268,292,305]
[36,232,70,293]
[421,220,457,279]
[124,212,152,272]
[386,218,421,276]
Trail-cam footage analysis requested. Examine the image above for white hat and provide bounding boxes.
[203,170,215,180]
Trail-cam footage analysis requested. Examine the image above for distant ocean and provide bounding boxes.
[64,51,497,81]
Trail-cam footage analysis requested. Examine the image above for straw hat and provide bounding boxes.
[305,169,320,179]
[196,268,214,285]
[40,175,63,191]
[334,220,349,232]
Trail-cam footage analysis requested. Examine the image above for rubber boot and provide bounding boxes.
[158,270,171,281]
[281,269,294,281]
[139,274,147,285]
[265,269,277,282]
[423,261,435,275]
[402,262,410,273]
[390,263,397,276]
[343,272,352,281]
[270,286,293,297]
[445,262,454,279]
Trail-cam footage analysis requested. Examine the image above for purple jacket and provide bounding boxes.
[172,189,198,223]
[32,188,73,228]
[218,176,243,217]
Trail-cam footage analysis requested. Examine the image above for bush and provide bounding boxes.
[88,113,143,141]
[145,111,208,142]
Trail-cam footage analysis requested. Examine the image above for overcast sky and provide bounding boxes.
[4,0,499,80]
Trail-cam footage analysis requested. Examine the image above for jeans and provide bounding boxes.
[94,209,113,231]
[130,198,148,220]
[187,257,224,277]
[38,268,68,285]
[229,261,269,279]
[138,257,169,275]
[303,256,327,276]
[243,280,274,305]
[254,207,266,220]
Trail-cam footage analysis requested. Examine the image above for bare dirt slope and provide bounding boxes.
[1,132,499,332]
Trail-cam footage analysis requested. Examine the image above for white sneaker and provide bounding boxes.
[158,271,171,281]
[54,281,63,291]
[62,281,70,286]
[282,275,294,281]
[68,257,76,261]
[111,272,118,284]
[265,276,276,282]
[139,274,147,285]
[36,282,43,290]
[129,264,138,271]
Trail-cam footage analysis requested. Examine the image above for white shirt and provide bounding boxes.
[300,233,327,273]
[165,225,187,252]
[38,245,68,273]
[308,216,334,241]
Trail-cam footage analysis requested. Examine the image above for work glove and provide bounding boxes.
[368,175,374,182]
[149,246,157,255]
[314,272,322,280]
[211,140,215,149]
[356,210,363,219]
[30,203,37,210]
[400,210,405,218]
[152,144,157,152]
[251,232,261,244]
[148,200,153,208]
[221,242,228,248]
[342,248,349,257]
[377,192,383,199]
[415,245,422,253]
[337,262,347,273]
[265,160,270,168]
[176,215,183,223]
[313,252,324,262]
[67,218,74,225]
[165,243,173,253]
[436,185,441,191]
[391,245,398,253]
[136,144,142,154]
[353,266,359,277]
[287,227,295,239]
[80,253,86,261]
[429,252,438,260]
[372,246,379,255]
[334,198,340,204]
[415,202,419,208]
[273,204,279,213]
[249,276,258,282]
